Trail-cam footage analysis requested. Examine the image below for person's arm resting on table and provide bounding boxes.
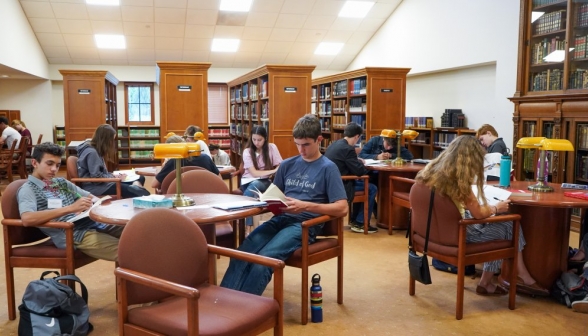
[465,190,510,219]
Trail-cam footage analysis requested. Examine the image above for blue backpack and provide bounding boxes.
[431,258,476,276]
[18,271,93,336]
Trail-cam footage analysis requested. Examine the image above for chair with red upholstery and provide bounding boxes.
[408,182,520,320]
[388,176,416,235]
[158,165,205,194]
[115,208,284,335]
[66,156,122,199]
[1,179,96,320]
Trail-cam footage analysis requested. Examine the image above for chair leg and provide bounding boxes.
[337,254,343,304]
[363,199,369,235]
[6,266,16,320]
[456,269,465,320]
[301,265,308,325]
[409,276,415,296]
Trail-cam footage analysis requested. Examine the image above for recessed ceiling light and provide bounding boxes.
[220,0,253,12]
[86,0,119,5]
[0,75,9,78]
[339,1,374,18]
[315,42,344,55]
[211,38,240,52]
[94,34,126,49]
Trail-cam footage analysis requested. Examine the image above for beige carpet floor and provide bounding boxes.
[0,174,586,335]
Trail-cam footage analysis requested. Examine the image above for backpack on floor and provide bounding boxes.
[551,272,587,308]
[431,258,476,276]
[18,271,93,336]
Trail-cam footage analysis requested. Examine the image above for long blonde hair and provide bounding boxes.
[415,135,487,205]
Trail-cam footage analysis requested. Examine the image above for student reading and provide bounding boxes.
[220,114,348,295]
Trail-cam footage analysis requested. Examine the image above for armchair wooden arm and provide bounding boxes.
[460,213,521,226]
[115,268,200,299]
[70,177,122,199]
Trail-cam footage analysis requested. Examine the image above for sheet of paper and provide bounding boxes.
[364,159,387,166]
[472,185,512,206]
[69,195,111,222]
[176,205,211,210]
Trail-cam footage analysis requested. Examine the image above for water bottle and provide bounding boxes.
[310,273,323,323]
[499,149,511,188]
[536,156,549,183]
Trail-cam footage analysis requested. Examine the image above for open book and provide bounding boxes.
[68,195,111,223]
[251,183,288,215]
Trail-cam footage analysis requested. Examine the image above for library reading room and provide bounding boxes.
[0,0,587,335]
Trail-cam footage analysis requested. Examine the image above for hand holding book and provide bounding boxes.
[251,184,288,215]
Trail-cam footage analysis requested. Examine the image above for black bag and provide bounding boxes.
[18,271,93,336]
[408,189,435,285]
[551,272,587,308]
[432,258,477,276]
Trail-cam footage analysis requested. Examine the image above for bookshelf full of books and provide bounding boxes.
[228,65,315,166]
[208,125,231,152]
[117,126,161,168]
[311,67,410,152]
[53,126,67,165]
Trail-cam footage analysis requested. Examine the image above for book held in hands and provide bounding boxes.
[251,184,288,215]
[69,195,111,223]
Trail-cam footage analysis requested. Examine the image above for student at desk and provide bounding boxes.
[359,129,414,185]
[477,124,508,154]
[415,135,548,296]
[221,114,347,295]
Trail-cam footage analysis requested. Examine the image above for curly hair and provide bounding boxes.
[32,142,64,163]
[415,135,487,205]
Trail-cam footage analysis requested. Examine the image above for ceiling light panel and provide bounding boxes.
[339,1,374,18]
[220,0,253,12]
[212,38,240,52]
[315,42,344,55]
[86,0,120,6]
[95,34,126,49]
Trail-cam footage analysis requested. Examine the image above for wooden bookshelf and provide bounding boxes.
[208,125,231,151]
[228,64,315,165]
[59,70,119,170]
[509,0,588,233]
[311,67,410,151]
[117,126,160,167]
[53,125,66,164]
[407,127,476,159]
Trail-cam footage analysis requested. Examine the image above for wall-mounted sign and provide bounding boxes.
[178,85,192,92]
[78,89,91,94]
[284,87,297,93]
[381,88,393,93]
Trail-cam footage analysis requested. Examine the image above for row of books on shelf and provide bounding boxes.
[350,78,367,95]
[532,9,565,35]
[529,69,563,91]
[119,150,153,159]
[577,3,588,28]
[333,81,348,96]
[573,35,588,60]
[55,129,65,138]
[317,103,332,115]
[318,85,331,100]
[209,128,230,137]
[410,133,430,144]
[231,80,268,103]
[118,139,159,148]
[568,69,588,89]
[434,133,457,148]
[230,102,268,120]
[332,100,346,113]
[209,139,231,147]
[230,120,269,137]
[576,155,588,180]
[576,124,588,149]
[349,97,366,112]
[118,129,160,137]
[230,139,244,155]
[405,117,434,129]
[531,38,564,65]
[532,0,561,8]
[522,150,554,173]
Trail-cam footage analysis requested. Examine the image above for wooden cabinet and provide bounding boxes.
[53,125,66,164]
[311,67,410,151]
[0,110,20,124]
[117,126,160,167]
[407,127,476,159]
[59,70,118,169]
[228,65,315,164]
[156,62,211,142]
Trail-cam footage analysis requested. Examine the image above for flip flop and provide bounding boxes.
[476,285,508,296]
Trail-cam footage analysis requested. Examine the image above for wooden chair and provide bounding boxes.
[66,156,122,199]
[1,180,97,320]
[341,175,369,234]
[11,137,30,179]
[388,176,416,235]
[158,165,205,194]
[25,134,42,173]
[408,182,520,320]
[115,208,284,336]
[230,161,245,195]
[168,169,236,250]
[285,215,344,325]
[0,141,17,184]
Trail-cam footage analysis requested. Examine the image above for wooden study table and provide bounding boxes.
[499,181,588,288]
[135,165,236,177]
[365,162,424,230]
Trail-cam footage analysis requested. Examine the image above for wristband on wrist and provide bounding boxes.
[493,206,498,214]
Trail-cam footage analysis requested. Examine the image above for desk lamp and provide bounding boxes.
[516,137,573,192]
[380,129,419,166]
[153,143,201,206]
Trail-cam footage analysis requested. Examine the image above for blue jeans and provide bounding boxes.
[241,179,272,226]
[354,180,377,225]
[220,215,320,295]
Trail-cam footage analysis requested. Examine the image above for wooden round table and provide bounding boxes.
[135,165,236,177]
[365,162,425,230]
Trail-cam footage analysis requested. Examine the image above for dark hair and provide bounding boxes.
[0,117,8,125]
[32,142,64,162]
[209,143,220,151]
[184,125,202,138]
[91,124,117,160]
[343,122,363,138]
[383,137,396,147]
[248,126,273,171]
[293,114,321,139]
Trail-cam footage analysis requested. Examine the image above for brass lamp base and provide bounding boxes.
[171,194,195,207]
[392,157,404,166]
[527,181,553,193]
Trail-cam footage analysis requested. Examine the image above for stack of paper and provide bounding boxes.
[472,185,512,206]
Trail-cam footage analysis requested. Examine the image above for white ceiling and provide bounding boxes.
[18,0,401,70]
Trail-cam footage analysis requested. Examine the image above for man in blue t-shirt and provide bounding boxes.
[221,115,348,295]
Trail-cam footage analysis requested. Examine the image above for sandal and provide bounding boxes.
[516,277,549,297]
[476,285,508,296]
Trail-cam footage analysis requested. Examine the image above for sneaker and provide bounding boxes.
[350,222,378,234]
[572,297,588,314]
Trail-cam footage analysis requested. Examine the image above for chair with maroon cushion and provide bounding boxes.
[0,141,17,184]
[66,156,122,199]
[168,169,236,250]
[1,179,96,320]
[115,208,284,336]
[388,176,416,235]
[342,175,369,234]
[408,182,521,320]
[285,215,344,325]
[11,137,30,179]
[158,165,205,195]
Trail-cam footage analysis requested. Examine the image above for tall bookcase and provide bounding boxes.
[117,126,161,167]
[407,127,476,159]
[510,0,588,233]
[59,70,118,169]
[228,65,315,165]
[311,67,410,151]
[53,126,66,165]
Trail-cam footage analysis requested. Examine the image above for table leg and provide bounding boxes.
[375,171,415,231]
[501,204,570,289]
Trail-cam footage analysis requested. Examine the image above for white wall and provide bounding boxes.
[0,0,48,79]
[349,0,520,149]
[0,79,54,143]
